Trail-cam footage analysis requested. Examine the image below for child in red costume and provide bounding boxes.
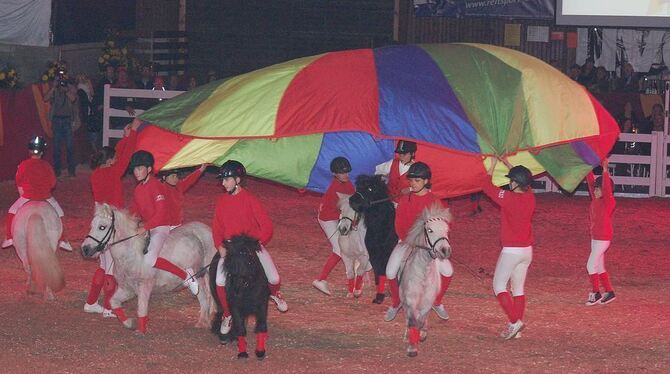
[375,140,417,202]
[383,162,453,322]
[213,160,287,338]
[2,136,71,251]
[312,157,356,296]
[585,158,616,305]
[128,150,199,306]
[157,164,207,226]
[482,159,535,340]
[84,122,139,318]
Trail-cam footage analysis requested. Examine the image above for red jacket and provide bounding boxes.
[482,182,535,247]
[395,192,448,241]
[131,177,170,230]
[16,158,56,200]
[164,168,204,225]
[388,158,411,202]
[587,171,615,240]
[212,188,273,247]
[90,130,137,208]
[318,178,355,221]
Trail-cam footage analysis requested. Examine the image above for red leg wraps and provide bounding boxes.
[496,291,517,323]
[354,275,363,291]
[269,282,281,296]
[433,275,452,306]
[318,253,341,281]
[408,327,420,346]
[215,285,231,317]
[376,275,386,294]
[113,308,128,322]
[137,316,148,334]
[589,273,600,293]
[86,268,105,305]
[237,336,247,353]
[256,332,267,352]
[103,275,117,310]
[154,257,187,280]
[347,278,355,293]
[599,272,614,292]
[513,295,526,321]
[5,213,14,239]
[389,278,400,308]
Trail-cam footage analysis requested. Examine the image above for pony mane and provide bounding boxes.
[355,174,388,201]
[405,202,452,247]
[336,192,352,211]
[95,203,140,235]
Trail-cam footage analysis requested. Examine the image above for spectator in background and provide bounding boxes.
[187,75,198,91]
[589,67,611,94]
[651,112,665,133]
[207,69,217,83]
[135,62,154,90]
[92,65,115,132]
[578,58,596,86]
[646,104,664,128]
[567,64,581,81]
[617,101,643,134]
[615,63,640,93]
[76,74,97,152]
[110,66,138,120]
[44,66,78,177]
[166,74,181,91]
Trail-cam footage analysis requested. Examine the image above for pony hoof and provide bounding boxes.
[372,293,385,304]
[346,292,354,298]
[238,352,249,359]
[255,350,266,360]
[353,290,362,298]
[420,330,428,342]
[407,349,418,357]
[123,318,137,330]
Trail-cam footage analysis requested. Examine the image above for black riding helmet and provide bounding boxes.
[330,156,352,174]
[395,140,417,154]
[129,150,154,169]
[28,136,47,154]
[407,161,431,179]
[505,165,533,187]
[217,160,246,179]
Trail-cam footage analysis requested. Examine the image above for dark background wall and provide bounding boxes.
[186,0,395,79]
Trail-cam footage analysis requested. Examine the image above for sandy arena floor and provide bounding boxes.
[0,169,669,373]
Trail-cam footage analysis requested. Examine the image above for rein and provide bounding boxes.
[354,191,401,207]
[337,212,360,236]
[414,218,451,260]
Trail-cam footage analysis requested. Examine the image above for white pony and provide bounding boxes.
[336,193,369,298]
[81,203,216,333]
[12,201,65,300]
[398,203,452,357]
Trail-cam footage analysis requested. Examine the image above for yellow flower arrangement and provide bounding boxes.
[98,34,137,74]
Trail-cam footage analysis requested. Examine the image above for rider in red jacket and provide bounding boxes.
[2,136,71,251]
[158,164,206,226]
[383,162,453,322]
[375,140,416,202]
[212,160,288,338]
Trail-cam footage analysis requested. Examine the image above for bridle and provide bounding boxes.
[337,212,360,236]
[85,212,140,254]
[415,217,451,259]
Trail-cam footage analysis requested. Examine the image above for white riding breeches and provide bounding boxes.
[9,196,64,217]
[318,219,341,256]
[215,245,280,286]
[99,249,114,275]
[493,246,533,296]
[587,240,610,274]
[143,225,173,267]
[386,242,454,280]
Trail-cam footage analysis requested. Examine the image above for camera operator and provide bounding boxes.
[44,67,78,177]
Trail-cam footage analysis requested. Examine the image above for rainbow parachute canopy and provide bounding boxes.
[137,43,619,197]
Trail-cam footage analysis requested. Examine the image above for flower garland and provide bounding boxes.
[98,35,137,73]
[0,66,19,88]
[40,61,68,83]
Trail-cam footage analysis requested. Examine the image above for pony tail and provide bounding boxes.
[90,146,116,169]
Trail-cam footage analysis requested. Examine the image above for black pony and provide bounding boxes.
[349,174,399,304]
[209,235,270,360]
